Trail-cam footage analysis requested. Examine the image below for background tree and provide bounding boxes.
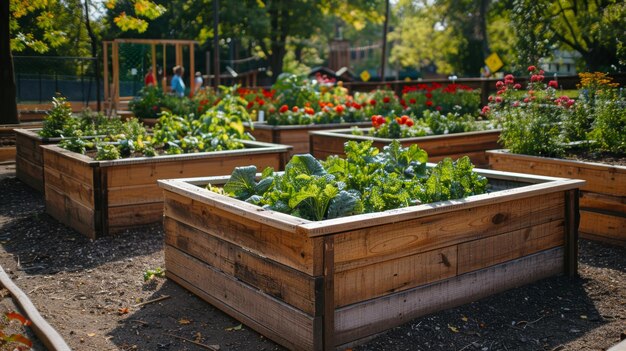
[512,0,626,71]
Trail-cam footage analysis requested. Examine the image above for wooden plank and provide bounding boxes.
[107,184,162,206]
[164,217,318,315]
[106,152,282,187]
[163,191,318,275]
[333,247,564,346]
[42,147,94,184]
[165,246,316,351]
[0,147,15,162]
[45,185,97,239]
[487,150,626,197]
[248,127,274,143]
[107,202,163,234]
[335,245,457,308]
[332,192,564,273]
[457,220,564,274]
[579,210,626,243]
[16,156,42,192]
[580,191,626,216]
[323,237,335,350]
[565,190,580,276]
[43,167,95,208]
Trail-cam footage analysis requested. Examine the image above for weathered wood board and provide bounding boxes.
[42,141,291,238]
[246,122,371,158]
[158,168,584,350]
[487,149,626,246]
[309,128,501,167]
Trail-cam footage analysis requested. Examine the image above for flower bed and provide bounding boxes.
[41,140,290,239]
[485,69,626,245]
[310,127,500,167]
[158,166,583,350]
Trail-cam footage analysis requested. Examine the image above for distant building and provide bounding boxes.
[539,50,581,75]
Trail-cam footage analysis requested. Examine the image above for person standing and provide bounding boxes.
[144,67,156,86]
[194,72,204,94]
[171,65,185,97]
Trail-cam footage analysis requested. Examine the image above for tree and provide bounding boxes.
[511,0,626,71]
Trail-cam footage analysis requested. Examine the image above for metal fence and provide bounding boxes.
[13,56,100,104]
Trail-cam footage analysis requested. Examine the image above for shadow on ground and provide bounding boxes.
[0,177,163,274]
[108,279,285,351]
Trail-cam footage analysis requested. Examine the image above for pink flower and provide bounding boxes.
[513,101,520,107]
[495,96,503,103]
[548,80,558,88]
[523,97,530,103]
[528,65,536,72]
[481,106,490,115]
[496,81,504,89]
[514,84,522,90]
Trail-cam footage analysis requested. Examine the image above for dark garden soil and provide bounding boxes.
[0,163,625,351]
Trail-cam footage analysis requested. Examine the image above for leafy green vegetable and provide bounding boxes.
[216,140,488,221]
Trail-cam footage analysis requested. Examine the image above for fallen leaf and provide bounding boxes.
[178,318,191,325]
[87,333,96,337]
[448,324,459,333]
[118,307,129,315]
[194,332,202,342]
[461,316,468,322]
[580,315,588,319]
[225,324,243,331]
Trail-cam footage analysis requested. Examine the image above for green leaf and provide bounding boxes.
[224,166,257,199]
[327,190,361,219]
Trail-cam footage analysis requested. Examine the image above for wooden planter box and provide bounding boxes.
[488,149,626,246]
[41,141,291,239]
[310,128,501,167]
[15,128,67,192]
[158,169,584,350]
[246,122,371,158]
[0,123,43,164]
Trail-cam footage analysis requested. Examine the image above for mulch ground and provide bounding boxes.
[0,163,625,351]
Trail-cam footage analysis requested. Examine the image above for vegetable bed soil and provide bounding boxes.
[245,122,371,158]
[41,141,291,239]
[488,149,626,246]
[309,128,501,167]
[158,168,584,351]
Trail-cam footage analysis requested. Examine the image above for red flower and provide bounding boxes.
[405,119,414,127]
[496,81,504,89]
[353,103,361,110]
[436,106,442,111]
[370,99,377,106]
[514,84,522,90]
[246,101,254,109]
[395,117,403,124]
[279,105,289,113]
[425,100,433,107]
[400,99,406,106]
[481,106,490,115]
[425,92,433,99]
[383,97,391,103]
[528,65,536,72]
[409,98,416,104]
[292,106,299,112]
[400,115,409,124]
[304,107,315,115]
[377,115,385,125]
[335,105,344,114]
[269,107,276,113]
[548,80,558,88]
[258,100,265,106]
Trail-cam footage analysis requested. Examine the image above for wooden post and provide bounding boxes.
[323,236,335,350]
[112,41,120,111]
[380,0,389,83]
[162,45,167,91]
[151,44,156,80]
[175,44,182,67]
[565,189,580,277]
[189,43,195,93]
[103,42,109,105]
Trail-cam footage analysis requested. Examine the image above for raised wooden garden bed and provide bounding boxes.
[0,123,43,164]
[488,150,626,246]
[41,141,291,239]
[158,169,584,351]
[246,122,371,158]
[309,128,501,167]
[15,128,64,192]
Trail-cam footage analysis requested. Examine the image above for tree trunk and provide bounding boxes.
[83,0,101,111]
[268,1,286,82]
[0,0,19,124]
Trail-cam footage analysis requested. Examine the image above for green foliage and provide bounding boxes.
[95,142,121,160]
[273,74,320,108]
[218,140,488,221]
[143,267,166,281]
[424,110,484,135]
[129,86,165,119]
[587,91,626,153]
[39,95,74,138]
